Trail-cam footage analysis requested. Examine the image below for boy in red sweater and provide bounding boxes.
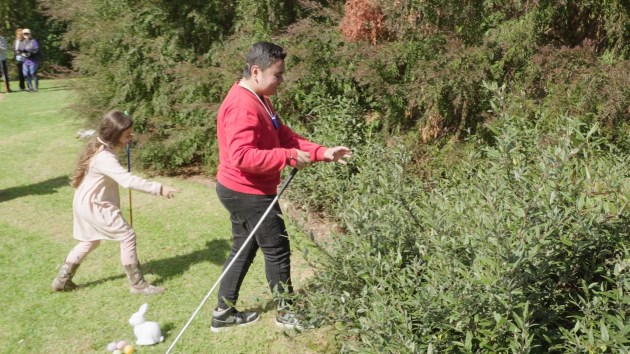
[212,42,351,332]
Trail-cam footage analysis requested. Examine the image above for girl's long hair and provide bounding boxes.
[70,110,133,188]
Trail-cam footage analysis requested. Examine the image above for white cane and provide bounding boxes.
[165,168,298,354]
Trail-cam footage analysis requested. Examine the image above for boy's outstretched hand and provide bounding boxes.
[161,185,178,199]
[324,146,352,164]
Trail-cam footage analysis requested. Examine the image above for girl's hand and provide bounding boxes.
[161,185,178,199]
[324,146,352,164]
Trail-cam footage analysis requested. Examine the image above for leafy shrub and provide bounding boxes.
[43,0,630,173]
[533,0,630,59]
[295,112,630,352]
[516,45,630,140]
[42,0,256,173]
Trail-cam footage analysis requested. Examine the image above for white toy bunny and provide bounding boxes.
[128,303,164,345]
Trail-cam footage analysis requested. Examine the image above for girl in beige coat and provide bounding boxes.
[52,110,177,295]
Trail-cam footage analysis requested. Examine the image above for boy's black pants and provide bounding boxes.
[215,182,293,310]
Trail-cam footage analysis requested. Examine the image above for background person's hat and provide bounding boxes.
[22,29,31,34]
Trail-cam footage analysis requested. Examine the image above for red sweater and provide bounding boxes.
[216,82,326,195]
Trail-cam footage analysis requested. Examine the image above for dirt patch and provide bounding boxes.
[280,199,342,246]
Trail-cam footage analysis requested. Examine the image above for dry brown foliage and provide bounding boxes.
[339,0,386,44]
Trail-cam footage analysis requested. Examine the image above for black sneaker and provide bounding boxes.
[275,310,304,330]
[211,307,260,332]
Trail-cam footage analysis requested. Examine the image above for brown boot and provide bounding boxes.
[52,262,80,292]
[124,263,164,295]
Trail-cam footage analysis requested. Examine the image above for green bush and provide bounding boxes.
[295,113,629,352]
[43,0,630,173]
[516,45,630,141]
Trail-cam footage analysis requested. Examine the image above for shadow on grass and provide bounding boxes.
[248,301,278,314]
[8,87,70,93]
[79,239,231,288]
[146,239,231,283]
[160,322,177,340]
[36,86,72,93]
[0,175,69,203]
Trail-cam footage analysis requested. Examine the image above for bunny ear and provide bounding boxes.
[139,303,148,315]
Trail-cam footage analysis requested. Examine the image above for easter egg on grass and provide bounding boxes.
[107,342,117,352]
[116,340,127,350]
[123,344,136,354]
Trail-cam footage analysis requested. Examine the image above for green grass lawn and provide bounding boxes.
[0,80,335,354]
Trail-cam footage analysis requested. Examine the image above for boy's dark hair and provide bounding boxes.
[242,42,286,78]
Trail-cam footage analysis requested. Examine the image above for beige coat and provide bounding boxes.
[73,148,161,241]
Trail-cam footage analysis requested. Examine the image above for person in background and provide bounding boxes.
[0,31,11,93]
[14,28,26,91]
[17,28,39,92]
